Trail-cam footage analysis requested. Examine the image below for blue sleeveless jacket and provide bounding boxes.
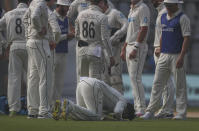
[56,17,68,53]
[161,12,184,54]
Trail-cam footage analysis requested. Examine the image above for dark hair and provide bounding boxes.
[103,0,108,5]
[18,0,31,4]
[90,0,102,5]
[122,103,135,121]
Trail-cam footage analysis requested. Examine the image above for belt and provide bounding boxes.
[78,40,89,47]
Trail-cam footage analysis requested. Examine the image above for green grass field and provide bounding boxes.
[0,115,199,131]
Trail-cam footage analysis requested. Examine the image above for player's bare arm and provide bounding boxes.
[176,36,190,69]
[155,36,162,57]
[129,26,148,60]
[120,42,127,61]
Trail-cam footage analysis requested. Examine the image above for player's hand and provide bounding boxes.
[49,41,56,50]
[39,27,47,36]
[67,32,75,40]
[70,26,75,34]
[4,44,10,59]
[154,47,161,57]
[120,50,126,61]
[110,57,115,67]
[129,48,137,60]
[176,55,184,69]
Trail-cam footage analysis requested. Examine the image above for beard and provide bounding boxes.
[58,9,66,17]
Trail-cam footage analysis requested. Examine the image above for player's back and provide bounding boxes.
[26,0,48,40]
[77,6,106,44]
[80,77,126,112]
[4,3,28,43]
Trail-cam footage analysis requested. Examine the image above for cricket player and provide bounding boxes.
[53,77,135,121]
[67,0,114,26]
[23,0,53,119]
[51,0,75,103]
[46,0,62,109]
[102,0,128,94]
[67,0,114,83]
[0,0,31,116]
[141,0,191,120]
[151,0,175,119]
[75,0,114,81]
[120,0,150,117]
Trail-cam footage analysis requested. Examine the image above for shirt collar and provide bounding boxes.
[166,9,182,20]
[17,3,28,8]
[89,5,103,13]
[104,7,111,15]
[156,2,165,13]
[131,0,143,10]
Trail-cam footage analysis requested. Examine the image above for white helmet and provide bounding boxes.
[56,0,70,6]
[164,0,181,3]
[178,0,184,4]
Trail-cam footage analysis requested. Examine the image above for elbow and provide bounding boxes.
[31,15,39,26]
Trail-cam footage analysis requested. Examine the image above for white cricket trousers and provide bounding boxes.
[110,44,124,94]
[126,43,148,113]
[68,81,103,121]
[27,39,52,116]
[78,55,102,80]
[147,53,187,117]
[8,49,28,112]
[154,51,174,114]
[52,53,67,101]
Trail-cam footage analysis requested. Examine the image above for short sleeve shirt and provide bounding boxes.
[125,0,150,44]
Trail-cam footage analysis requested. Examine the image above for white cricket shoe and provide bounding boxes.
[173,114,186,120]
[135,111,145,118]
[155,111,174,119]
[37,113,53,119]
[140,112,154,120]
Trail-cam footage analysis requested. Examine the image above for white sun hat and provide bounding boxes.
[164,0,182,3]
[56,0,71,6]
[178,0,184,4]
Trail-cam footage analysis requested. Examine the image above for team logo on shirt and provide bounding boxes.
[128,17,135,22]
[162,28,174,32]
[120,13,125,19]
[161,24,174,32]
[143,17,148,23]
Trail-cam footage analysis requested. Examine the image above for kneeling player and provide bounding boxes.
[53,77,135,121]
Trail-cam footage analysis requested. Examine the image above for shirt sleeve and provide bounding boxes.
[154,14,162,47]
[0,15,7,49]
[0,15,6,32]
[139,5,150,27]
[101,16,113,58]
[180,14,191,37]
[23,9,30,39]
[59,34,68,42]
[31,3,43,32]
[112,11,128,40]
[75,16,80,40]
[67,0,78,20]
[48,11,61,43]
